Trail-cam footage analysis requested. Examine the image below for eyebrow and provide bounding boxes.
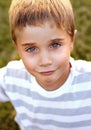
[21,42,36,46]
[21,38,64,46]
[49,38,64,43]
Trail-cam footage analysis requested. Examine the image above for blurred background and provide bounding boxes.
[0,0,91,130]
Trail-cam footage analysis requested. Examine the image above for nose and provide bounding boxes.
[39,51,52,67]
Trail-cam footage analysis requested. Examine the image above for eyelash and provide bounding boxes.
[25,46,37,52]
[25,42,61,53]
[50,42,61,49]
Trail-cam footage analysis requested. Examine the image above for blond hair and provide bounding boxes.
[9,0,75,42]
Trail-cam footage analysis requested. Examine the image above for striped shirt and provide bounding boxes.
[0,58,91,130]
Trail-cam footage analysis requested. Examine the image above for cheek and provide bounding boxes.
[26,59,35,69]
[21,55,36,72]
[54,51,70,66]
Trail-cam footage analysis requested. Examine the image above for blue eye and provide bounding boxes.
[51,43,61,49]
[26,47,36,52]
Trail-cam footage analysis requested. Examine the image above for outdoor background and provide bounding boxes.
[0,0,91,130]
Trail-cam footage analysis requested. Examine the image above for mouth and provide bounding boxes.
[40,70,55,76]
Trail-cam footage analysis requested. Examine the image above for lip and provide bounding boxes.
[40,70,55,76]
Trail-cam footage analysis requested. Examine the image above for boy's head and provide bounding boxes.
[9,0,75,43]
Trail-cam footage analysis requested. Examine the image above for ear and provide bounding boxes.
[72,29,77,42]
[70,29,77,51]
[74,29,77,40]
[12,39,17,45]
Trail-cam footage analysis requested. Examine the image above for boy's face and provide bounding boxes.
[15,21,74,91]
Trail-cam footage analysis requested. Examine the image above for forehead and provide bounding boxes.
[15,21,61,40]
[15,21,70,45]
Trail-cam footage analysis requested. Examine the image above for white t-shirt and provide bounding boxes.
[0,58,91,130]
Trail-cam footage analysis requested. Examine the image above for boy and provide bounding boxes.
[0,0,91,130]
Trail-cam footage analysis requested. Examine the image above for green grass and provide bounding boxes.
[0,0,91,130]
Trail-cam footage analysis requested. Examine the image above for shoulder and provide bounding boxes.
[5,59,25,69]
[0,60,31,80]
[70,57,91,85]
[70,57,91,73]
[0,60,24,74]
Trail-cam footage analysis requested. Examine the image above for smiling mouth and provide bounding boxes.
[40,70,55,76]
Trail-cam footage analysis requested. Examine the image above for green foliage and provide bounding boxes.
[71,0,91,60]
[0,102,20,130]
[0,0,19,67]
[0,0,91,130]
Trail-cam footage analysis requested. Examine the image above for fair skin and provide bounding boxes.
[15,21,74,91]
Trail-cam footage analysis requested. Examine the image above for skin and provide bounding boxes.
[15,21,75,91]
